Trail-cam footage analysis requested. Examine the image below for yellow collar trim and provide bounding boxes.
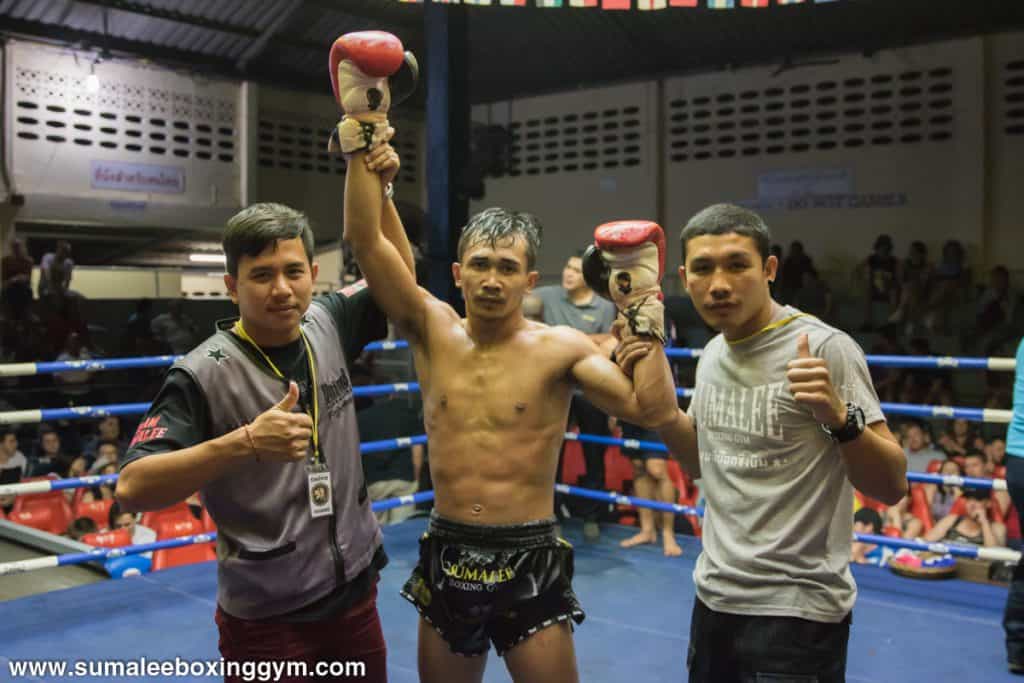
[726,313,807,346]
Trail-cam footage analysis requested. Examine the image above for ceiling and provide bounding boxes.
[3,0,1024,268]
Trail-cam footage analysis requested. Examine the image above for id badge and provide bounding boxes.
[307,470,333,518]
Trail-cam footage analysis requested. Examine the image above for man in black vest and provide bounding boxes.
[116,190,414,682]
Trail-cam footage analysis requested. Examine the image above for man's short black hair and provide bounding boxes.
[222,203,315,278]
[854,507,883,534]
[679,203,772,264]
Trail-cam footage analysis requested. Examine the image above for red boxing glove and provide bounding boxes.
[582,220,666,342]
[327,31,418,154]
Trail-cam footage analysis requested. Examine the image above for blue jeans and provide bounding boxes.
[687,599,850,683]
[1004,455,1024,664]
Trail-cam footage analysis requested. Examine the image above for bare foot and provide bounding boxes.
[620,531,657,548]
[662,530,683,557]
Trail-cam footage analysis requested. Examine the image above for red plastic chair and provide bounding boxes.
[10,497,73,535]
[604,447,634,493]
[74,499,113,531]
[156,517,202,540]
[560,439,587,486]
[909,484,933,532]
[81,529,132,547]
[10,476,63,512]
[141,502,194,530]
[151,541,215,571]
[926,459,944,474]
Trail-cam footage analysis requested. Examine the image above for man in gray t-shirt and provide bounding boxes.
[622,204,908,682]
[532,254,618,540]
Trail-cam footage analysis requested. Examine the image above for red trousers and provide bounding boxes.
[215,582,387,683]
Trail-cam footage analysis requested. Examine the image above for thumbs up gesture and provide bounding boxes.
[246,381,315,464]
[786,333,845,429]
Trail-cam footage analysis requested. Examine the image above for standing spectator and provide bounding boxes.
[1003,337,1024,673]
[2,238,34,321]
[856,234,900,331]
[618,420,683,557]
[357,391,424,525]
[37,240,74,307]
[889,241,932,330]
[924,240,970,334]
[869,324,907,403]
[777,240,815,304]
[0,428,28,512]
[531,251,618,541]
[150,299,200,355]
[972,266,1020,356]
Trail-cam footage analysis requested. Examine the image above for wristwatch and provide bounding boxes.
[822,402,866,443]
[384,182,395,200]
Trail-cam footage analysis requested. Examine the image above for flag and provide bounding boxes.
[463,0,491,4]
[707,0,734,7]
[740,0,769,6]
[776,0,806,4]
[397,0,423,4]
[431,0,459,3]
[637,0,667,8]
[499,0,527,4]
[536,0,563,6]
[602,0,631,8]
[569,0,598,5]
[668,0,698,6]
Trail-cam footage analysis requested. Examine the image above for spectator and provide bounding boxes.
[28,425,69,477]
[618,421,683,557]
[924,240,970,334]
[2,237,34,321]
[108,501,157,557]
[923,460,963,522]
[856,234,900,331]
[901,337,954,406]
[150,299,200,355]
[54,332,94,400]
[902,421,946,472]
[354,363,424,525]
[889,240,932,330]
[87,440,121,475]
[937,419,977,458]
[777,240,815,304]
[851,507,892,566]
[0,428,27,512]
[972,266,1020,356]
[37,240,74,307]
[924,487,1007,548]
[83,416,128,460]
[530,251,618,541]
[791,268,833,321]
[869,324,907,403]
[67,517,98,541]
[989,437,1008,471]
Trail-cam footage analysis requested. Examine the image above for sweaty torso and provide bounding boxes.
[413,312,578,524]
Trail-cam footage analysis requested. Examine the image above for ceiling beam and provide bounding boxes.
[72,0,263,38]
[237,0,306,71]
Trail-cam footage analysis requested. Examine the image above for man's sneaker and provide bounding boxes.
[583,520,600,542]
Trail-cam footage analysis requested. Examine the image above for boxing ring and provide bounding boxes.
[0,344,1018,681]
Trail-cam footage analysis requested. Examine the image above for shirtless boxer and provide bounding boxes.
[338,86,677,683]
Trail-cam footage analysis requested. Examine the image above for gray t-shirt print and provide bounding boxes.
[688,306,885,623]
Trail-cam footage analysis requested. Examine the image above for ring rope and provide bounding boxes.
[0,347,1014,378]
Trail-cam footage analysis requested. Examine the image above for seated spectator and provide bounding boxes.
[855,233,900,331]
[884,494,924,540]
[28,425,71,477]
[54,332,94,400]
[988,438,1008,472]
[889,240,932,330]
[924,239,970,334]
[964,449,1011,517]
[0,428,27,512]
[924,487,1007,548]
[902,421,946,472]
[67,517,98,541]
[791,268,833,321]
[108,501,157,557]
[923,460,963,522]
[852,507,893,566]
[87,440,121,475]
[83,416,128,460]
[937,419,978,458]
[150,299,199,355]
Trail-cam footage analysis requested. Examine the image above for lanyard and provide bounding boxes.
[232,320,321,466]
